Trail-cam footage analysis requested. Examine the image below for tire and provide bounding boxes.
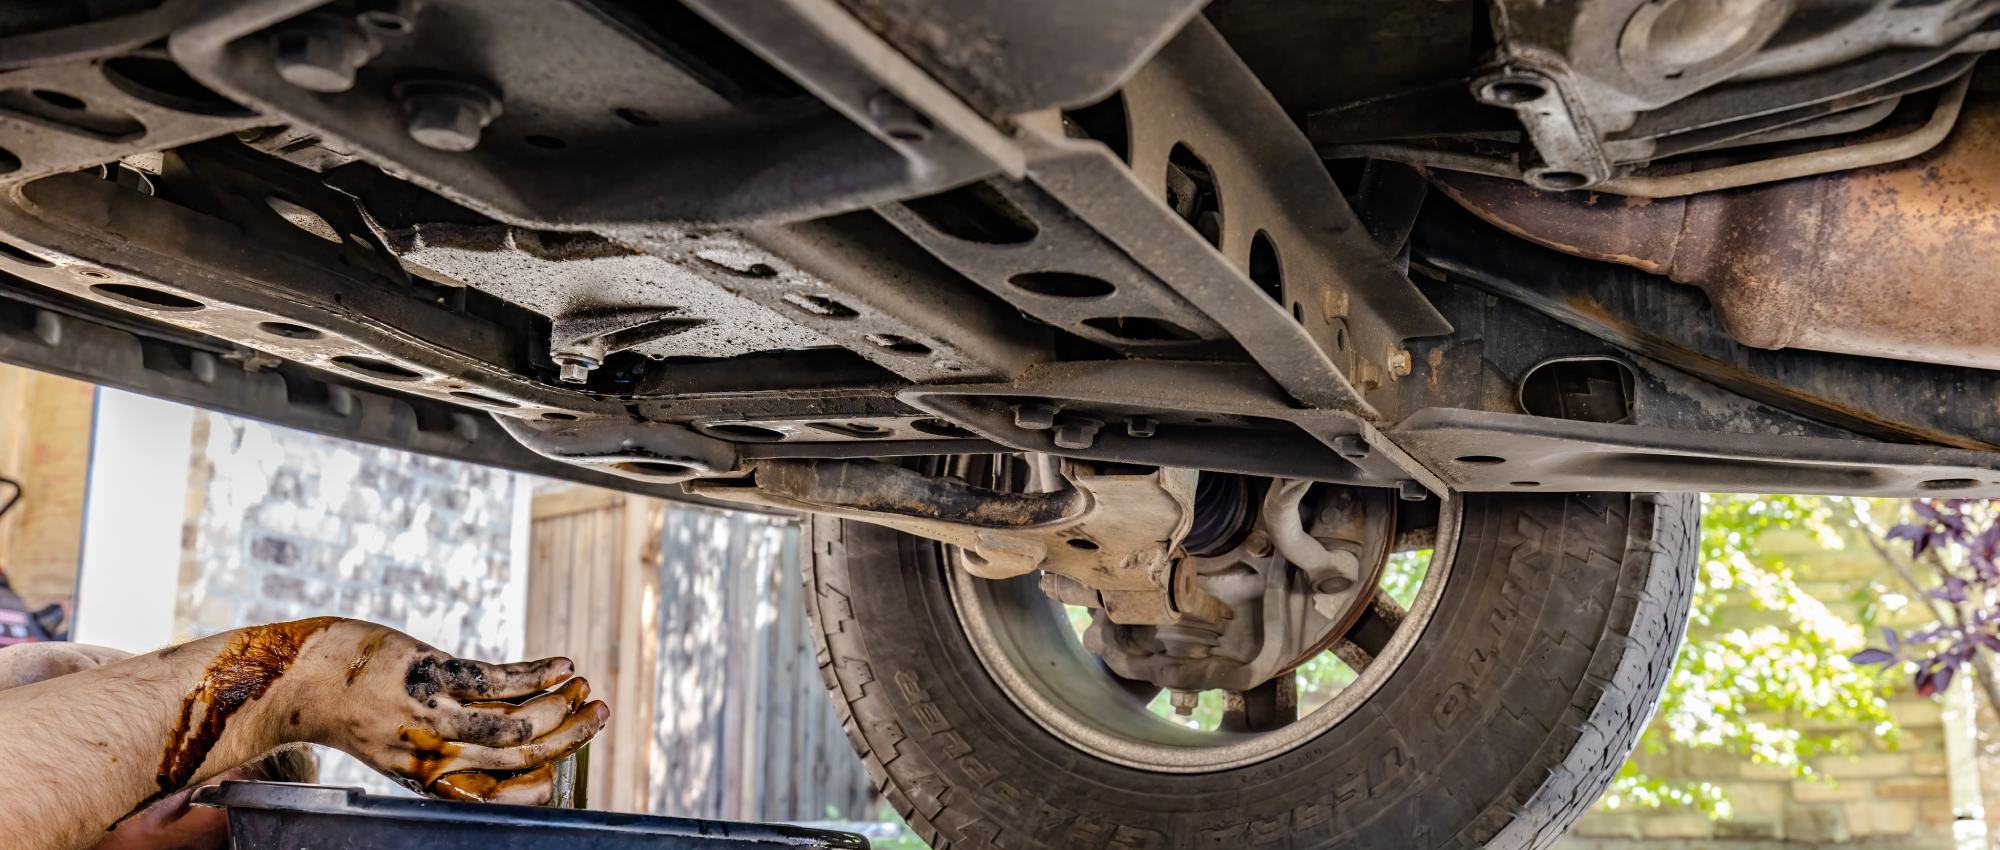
[804,491,1698,849]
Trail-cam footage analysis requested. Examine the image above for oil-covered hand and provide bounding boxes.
[286,619,609,804]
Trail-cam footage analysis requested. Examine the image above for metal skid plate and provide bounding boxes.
[168,0,1006,228]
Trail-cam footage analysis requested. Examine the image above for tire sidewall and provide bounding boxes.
[805,492,1695,850]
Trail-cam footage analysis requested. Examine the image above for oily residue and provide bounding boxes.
[397,725,463,786]
[405,656,490,701]
[431,771,504,802]
[153,617,340,800]
[429,765,550,803]
[347,631,388,685]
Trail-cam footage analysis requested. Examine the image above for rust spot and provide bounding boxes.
[288,710,301,726]
[150,617,340,803]
[347,630,388,686]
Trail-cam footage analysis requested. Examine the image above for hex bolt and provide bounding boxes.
[1052,417,1104,450]
[1013,402,1059,430]
[1388,351,1414,378]
[1170,689,1201,717]
[273,19,380,93]
[1332,434,1370,460]
[553,353,597,385]
[1398,480,1430,502]
[1125,415,1158,438]
[395,77,503,152]
[1243,530,1273,558]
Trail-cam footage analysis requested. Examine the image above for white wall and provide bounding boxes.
[70,389,195,652]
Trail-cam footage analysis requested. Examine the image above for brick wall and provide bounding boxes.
[1559,522,1982,849]
[0,365,94,611]
[175,411,528,791]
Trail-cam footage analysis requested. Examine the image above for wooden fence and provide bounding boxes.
[528,486,872,821]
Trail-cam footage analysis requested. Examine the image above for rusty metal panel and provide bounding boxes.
[1430,97,2000,372]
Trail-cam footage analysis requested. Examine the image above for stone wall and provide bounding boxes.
[175,411,529,791]
[1559,521,1984,849]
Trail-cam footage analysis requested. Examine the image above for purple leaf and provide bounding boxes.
[1931,576,1969,604]
[1934,662,1957,694]
[1882,627,1900,652]
[1888,523,1927,541]
[1915,665,1937,698]
[1851,648,1896,666]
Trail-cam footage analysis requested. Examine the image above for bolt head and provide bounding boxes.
[1125,415,1158,438]
[1332,434,1370,460]
[1243,530,1273,558]
[1052,419,1103,451]
[555,357,594,384]
[274,27,372,93]
[408,100,485,151]
[1388,348,1414,378]
[1398,480,1429,501]
[397,79,501,152]
[1012,402,1059,431]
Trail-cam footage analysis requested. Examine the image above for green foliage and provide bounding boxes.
[1598,494,1898,818]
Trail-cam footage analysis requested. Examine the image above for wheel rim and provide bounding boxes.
[949,488,1462,773]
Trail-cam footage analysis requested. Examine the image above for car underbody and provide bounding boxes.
[1,0,1995,845]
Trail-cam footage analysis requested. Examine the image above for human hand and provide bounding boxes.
[287,620,608,803]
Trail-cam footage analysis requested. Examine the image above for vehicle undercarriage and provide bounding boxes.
[1,0,1995,846]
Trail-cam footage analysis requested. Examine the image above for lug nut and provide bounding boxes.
[273,19,379,93]
[1125,415,1158,438]
[1170,689,1201,717]
[1013,402,1059,430]
[396,77,502,152]
[1052,418,1103,450]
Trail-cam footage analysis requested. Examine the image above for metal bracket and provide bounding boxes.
[690,458,1229,625]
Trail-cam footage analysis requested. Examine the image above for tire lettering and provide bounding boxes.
[915,702,950,734]
[1108,825,1167,849]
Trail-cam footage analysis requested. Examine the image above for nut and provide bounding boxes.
[395,77,503,152]
[273,22,378,93]
[1012,402,1059,430]
[1052,418,1104,450]
[1170,689,1201,717]
[553,353,597,385]
[1388,348,1413,378]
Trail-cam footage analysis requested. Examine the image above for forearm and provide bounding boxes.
[0,618,343,850]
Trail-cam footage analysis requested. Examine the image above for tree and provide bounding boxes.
[1852,498,2000,711]
[1601,495,1897,817]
